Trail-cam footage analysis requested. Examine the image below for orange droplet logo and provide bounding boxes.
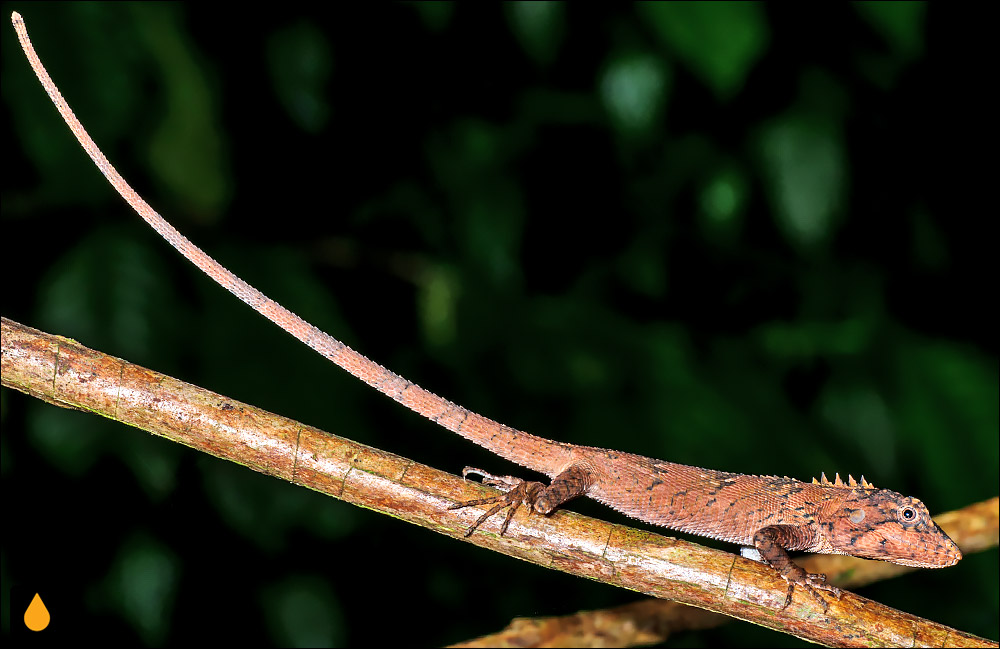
[24,593,50,631]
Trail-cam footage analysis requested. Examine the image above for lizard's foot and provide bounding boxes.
[781,569,842,612]
[448,467,546,537]
[753,526,843,612]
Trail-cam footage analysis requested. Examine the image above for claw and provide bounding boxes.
[449,467,545,536]
[779,571,842,612]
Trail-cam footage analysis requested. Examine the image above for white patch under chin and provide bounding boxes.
[741,547,763,562]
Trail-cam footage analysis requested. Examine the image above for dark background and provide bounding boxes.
[2,3,996,646]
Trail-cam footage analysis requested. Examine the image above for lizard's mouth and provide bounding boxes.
[889,548,962,568]
[881,534,963,568]
[854,520,963,567]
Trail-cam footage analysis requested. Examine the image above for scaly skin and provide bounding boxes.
[11,11,962,612]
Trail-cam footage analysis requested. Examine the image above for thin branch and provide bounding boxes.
[455,497,998,647]
[3,317,995,647]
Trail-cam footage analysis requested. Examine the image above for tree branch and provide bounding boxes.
[3,316,994,647]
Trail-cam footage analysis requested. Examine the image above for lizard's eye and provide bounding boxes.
[899,506,917,523]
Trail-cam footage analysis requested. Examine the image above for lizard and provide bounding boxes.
[10,11,962,612]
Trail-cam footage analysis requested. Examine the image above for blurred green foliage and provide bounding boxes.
[2,3,995,646]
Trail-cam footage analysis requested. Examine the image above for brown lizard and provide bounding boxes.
[10,11,962,612]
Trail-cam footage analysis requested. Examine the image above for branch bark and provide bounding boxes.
[2,316,995,647]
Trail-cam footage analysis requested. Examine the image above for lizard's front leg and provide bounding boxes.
[753,525,842,611]
[449,464,593,536]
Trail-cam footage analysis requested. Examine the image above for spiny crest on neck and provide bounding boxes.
[811,472,875,489]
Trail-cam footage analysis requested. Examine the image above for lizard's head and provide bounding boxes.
[832,488,962,567]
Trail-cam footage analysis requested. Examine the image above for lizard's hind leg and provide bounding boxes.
[449,464,594,536]
[449,468,547,536]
